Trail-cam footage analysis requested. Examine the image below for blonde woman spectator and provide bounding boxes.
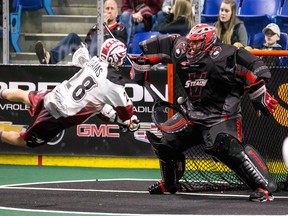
[158,0,194,36]
[214,0,248,46]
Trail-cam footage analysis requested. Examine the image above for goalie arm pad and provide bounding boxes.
[139,34,179,60]
[247,80,278,116]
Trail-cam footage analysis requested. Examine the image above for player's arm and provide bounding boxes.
[245,79,278,116]
[236,48,271,84]
[236,48,278,116]
[130,34,179,65]
[129,34,179,85]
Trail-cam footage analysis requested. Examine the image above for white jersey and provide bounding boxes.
[44,56,133,121]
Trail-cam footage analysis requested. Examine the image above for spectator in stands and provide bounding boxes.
[152,0,175,32]
[214,0,248,47]
[158,0,194,36]
[260,23,282,50]
[119,0,162,45]
[259,23,283,67]
[152,0,204,31]
[35,0,127,64]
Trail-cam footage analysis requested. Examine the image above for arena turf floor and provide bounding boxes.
[0,165,288,216]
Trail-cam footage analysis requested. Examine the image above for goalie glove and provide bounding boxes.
[129,55,160,83]
[247,80,278,116]
[71,42,91,68]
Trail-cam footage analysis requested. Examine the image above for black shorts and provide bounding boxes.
[161,117,243,152]
[20,91,66,147]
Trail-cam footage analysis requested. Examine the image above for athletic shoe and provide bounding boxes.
[249,188,274,202]
[35,41,50,64]
[148,180,166,194]
[148,180,180,194]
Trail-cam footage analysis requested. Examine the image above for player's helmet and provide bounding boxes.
[185,23,217,63]
[100,38,127,67]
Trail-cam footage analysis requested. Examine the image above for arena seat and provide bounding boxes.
[130,31,163,54]
[252,32,288,50]
[237,0,282,44]
[201,0,242,25]
[10,0,54,52]
[201,0,222,25]
[274,0,288,35]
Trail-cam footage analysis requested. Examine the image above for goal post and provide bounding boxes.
[167,50,288,191]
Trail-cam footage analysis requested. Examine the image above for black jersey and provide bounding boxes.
[140,35,271,126]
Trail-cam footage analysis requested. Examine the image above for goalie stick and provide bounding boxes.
[103,22,189,133]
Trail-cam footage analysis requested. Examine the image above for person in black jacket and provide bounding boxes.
[35,0,127,64]
[131,23,278,202]
[158,0,194,36]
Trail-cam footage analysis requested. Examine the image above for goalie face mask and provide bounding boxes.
[185,23,217,63]
[100,38,127,68]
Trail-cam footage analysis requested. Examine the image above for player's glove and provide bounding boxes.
[118,115,140,132]
[247,80,278,116]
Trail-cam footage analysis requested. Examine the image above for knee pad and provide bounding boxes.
[206,133,277,192]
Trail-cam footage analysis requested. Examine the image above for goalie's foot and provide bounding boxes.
[249,188,274,202]
[148,180,179,194]
[35,41,50,64]
[148,180,166,194]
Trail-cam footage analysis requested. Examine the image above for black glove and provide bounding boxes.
[118,115,140,132]
[247,80,278,116]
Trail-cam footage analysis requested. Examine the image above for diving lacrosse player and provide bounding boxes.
[0,38,139,148]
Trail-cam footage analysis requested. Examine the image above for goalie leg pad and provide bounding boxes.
[206,133,277,192]
[146,131,185,193]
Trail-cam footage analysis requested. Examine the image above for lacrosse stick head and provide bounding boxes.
[99,38,127,68]
[152,101,189,134]
[72,43,91,68]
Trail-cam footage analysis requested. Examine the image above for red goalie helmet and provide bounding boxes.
[100,38,127,67]
[185,23,217,63]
